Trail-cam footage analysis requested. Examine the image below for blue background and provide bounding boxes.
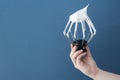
[0,0,120,80]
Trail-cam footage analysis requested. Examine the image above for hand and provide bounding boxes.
[70,44,98,78]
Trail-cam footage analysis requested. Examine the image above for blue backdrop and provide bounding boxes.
[0,0,120,80]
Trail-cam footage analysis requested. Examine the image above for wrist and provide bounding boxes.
[92,68,103,80]
[88,67,101,79]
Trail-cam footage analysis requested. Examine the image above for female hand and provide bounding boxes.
[70,44,98,78]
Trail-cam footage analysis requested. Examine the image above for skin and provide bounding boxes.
[70,44,120,80]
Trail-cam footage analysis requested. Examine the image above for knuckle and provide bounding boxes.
[70,53,73,58]
[69,54,72,58]
[74,65,78,69]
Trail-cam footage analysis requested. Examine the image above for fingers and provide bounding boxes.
[70,45,77,65]
[76,52,87,67]
[70,45,77,56]
[69,45,90,69]
[70,50,83,67]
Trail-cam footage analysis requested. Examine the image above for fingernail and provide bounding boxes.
[80,49,83,52]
